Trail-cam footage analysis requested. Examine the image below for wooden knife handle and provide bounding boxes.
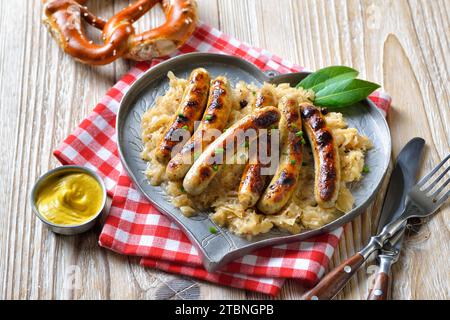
[367,272,389,300]
[302,253,365,300]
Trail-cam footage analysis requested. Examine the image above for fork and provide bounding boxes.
[303,153,450,300]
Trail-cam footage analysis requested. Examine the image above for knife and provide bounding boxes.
[302,137,425,300]
[367,137,425,299]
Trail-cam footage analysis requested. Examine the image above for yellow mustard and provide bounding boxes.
[36,173,103,226]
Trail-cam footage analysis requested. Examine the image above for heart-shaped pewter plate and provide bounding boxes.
[117,53,391,272]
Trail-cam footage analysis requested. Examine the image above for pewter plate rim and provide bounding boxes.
[116,52,391,272]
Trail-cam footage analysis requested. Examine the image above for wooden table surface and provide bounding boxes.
[1,0,449,300]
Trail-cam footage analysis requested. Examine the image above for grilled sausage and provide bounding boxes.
[166,76,233,180]
[238,161,269,209]
[257,95,303,215]
[255,85,277,110]
[300,103,340,208]
[183,106,281,196]
[238,86,277,208]
[155,68,210,164]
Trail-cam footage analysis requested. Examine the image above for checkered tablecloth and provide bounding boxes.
[54,21,391,296]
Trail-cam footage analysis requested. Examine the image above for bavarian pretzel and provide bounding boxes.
[42,0,198,65]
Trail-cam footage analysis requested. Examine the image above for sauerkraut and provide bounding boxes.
[141,72,372,238]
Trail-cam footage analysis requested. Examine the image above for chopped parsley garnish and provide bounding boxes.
[302,161,308,166]
[212,164,219,171]
[205,114,213,121]
[290,159,296,165]
[182,125,189,130]
[209,227,218,234]
[180,185,185,192]
[178,113,185,118]
[363,165,370,173]
[295,130,304,137]
[300,138,306,145]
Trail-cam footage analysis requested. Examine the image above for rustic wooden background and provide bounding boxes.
[0,0,449,300]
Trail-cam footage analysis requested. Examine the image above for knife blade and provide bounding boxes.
[367,137,425,300]
[375,137,425,259]
[376,137,425,233]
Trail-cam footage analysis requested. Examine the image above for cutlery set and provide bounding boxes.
[303,138,450,300]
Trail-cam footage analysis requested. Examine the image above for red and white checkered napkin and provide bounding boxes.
[54,22,391,296]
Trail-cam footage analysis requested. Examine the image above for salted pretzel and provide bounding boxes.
[42,0,198,65]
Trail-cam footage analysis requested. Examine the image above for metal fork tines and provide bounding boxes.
[412,153,450,210]
[372,153,450,250]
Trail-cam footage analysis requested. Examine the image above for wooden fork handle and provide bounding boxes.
[367,254,395,300]
[302,253,365,300]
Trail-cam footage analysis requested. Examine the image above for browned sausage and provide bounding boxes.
[166,76,233,180]
[238,86,277,208]
[255,85,277,109]
[183,106,281,196]
[238,161,269,209]
[155,68,210,164]
[300,102,340,208]
[257,94,303,214]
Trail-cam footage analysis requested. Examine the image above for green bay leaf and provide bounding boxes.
[296,66,359,91]
[314,78,380,108]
